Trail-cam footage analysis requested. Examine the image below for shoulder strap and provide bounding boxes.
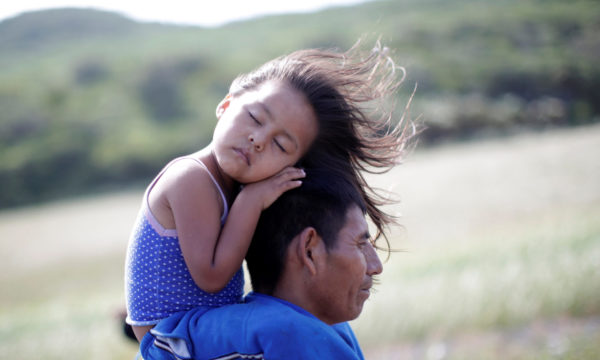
[180,157,229,224]
[146,157,229,225]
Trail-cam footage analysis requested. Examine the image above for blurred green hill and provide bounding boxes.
[0,0,598,208]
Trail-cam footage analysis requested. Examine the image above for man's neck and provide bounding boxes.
[270,281,330,324]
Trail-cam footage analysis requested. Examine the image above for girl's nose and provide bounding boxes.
[249,134,264,152]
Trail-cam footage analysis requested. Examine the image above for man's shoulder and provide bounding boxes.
[141,294,364,359]
[244,293,331,334]
[242,294,364,359]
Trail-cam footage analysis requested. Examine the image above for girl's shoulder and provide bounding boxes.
[146,156,225,230]
[161,157,218,192]
[165,156,210,175]
[159,156,229,221]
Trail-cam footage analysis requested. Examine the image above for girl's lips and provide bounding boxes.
[234,148,250,166]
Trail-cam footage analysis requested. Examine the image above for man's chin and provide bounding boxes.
[360,288,371,300]
[347,304,365,322]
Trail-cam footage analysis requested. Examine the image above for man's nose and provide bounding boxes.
[366,244,383,276]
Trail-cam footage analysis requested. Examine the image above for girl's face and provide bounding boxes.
[212,80,318,184]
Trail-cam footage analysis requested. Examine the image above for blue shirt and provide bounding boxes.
[140,292,365,360]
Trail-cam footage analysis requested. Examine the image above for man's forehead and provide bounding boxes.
[341,205,369,238]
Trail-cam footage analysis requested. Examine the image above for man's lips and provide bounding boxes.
[234,148,250,166]
[360,279,373,296]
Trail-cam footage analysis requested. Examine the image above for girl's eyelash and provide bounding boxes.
[249,112,260,125]
[274,139,286,153]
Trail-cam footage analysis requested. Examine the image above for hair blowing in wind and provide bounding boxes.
[232,39,419,247]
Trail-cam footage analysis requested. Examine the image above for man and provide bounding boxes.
[140,169,383,359]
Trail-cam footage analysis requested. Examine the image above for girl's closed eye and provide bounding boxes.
[249,111,261,125]
[274,138,287,153]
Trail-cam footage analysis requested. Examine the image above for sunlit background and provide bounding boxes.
[0,0,599,359]
[0,0,369,27]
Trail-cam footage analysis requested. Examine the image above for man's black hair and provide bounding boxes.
[245,168,366,295]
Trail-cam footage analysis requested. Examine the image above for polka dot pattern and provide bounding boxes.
[125,211,244,325]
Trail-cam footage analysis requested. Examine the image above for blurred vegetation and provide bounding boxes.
[2,124,598,359]
[0,0,598,208]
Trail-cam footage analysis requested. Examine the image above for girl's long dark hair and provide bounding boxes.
[230,40,418,249]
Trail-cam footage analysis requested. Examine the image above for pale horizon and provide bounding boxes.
[0,0,370,27]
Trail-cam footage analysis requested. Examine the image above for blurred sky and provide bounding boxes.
[0,0,370,27]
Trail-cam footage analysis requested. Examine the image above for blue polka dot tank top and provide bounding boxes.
[124,157,244,326]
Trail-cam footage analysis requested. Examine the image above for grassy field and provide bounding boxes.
[1,125,599,359]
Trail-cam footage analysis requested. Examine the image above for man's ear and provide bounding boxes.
[296,227,326,276]
[215,94,231,119]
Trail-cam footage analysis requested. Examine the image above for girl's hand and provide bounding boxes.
[241,167,306,210]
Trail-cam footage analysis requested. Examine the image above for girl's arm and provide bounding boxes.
[166,164,305,293]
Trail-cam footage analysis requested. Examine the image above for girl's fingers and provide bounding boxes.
[278,179,303,191]
[275,166,306,180]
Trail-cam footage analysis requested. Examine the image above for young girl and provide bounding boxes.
[124,40,415,342]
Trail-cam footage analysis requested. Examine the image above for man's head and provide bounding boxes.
[246,169,383,325]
